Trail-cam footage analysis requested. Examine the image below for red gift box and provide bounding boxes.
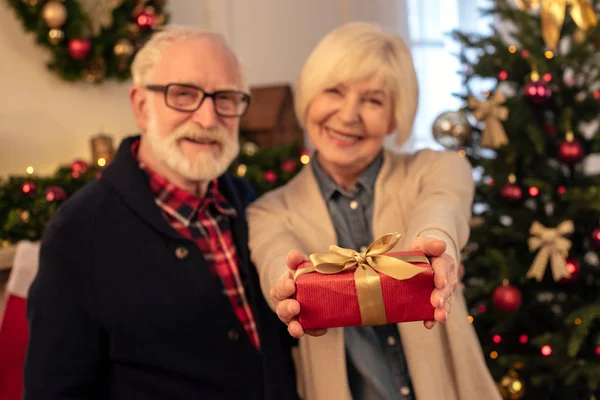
[295,234,435,330]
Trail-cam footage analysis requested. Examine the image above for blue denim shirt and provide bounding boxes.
[311,153,416,400]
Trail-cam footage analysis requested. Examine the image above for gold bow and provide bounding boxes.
[527,220,574,281]
[468,91,509,149]
[295,233,429,326]
[79,0,126,36]
[515,0,598,50]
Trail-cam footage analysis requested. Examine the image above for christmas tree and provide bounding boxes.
[433,0,600,398]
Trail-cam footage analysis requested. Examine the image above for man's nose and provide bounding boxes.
[192,97,219,128]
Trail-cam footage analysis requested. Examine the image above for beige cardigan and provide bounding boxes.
[247,149,500,400]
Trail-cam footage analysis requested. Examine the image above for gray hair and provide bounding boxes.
[130,25,246,89]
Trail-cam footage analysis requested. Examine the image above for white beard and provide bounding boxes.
[145,107,239,182]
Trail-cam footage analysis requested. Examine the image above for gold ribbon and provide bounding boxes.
[515,0,598,50]
[468,91,509,149]
[527,220,574,281]
[295,233,429,326]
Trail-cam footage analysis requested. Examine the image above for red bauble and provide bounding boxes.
[501,183,523,204]
[558,140,584,164]
[263,170,277,183]
[45,186,67,202]
[21,181,37,196]
[137,11,156,28]
[524,81,552,105]
[280,159,297,173]
[68,38,91,60]
[560,258,581,283]
[492,284,522,312]
[590,227,600,249]
[70,159,89,174]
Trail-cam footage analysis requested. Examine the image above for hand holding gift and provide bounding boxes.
[271,233,457,338]
[270,250,328,339]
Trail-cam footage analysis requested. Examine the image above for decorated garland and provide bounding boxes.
[5,0,168,83]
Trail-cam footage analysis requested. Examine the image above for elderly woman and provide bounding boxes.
[247,22,500,400]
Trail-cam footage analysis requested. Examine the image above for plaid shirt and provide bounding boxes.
[132,141,260,349]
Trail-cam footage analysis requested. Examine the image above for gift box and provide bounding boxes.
[295,233,435,330]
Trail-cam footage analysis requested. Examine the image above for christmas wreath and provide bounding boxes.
[5,0,168,83]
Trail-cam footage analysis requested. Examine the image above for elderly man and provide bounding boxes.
[24,26,298,400]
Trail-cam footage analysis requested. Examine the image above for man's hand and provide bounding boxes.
[410,237,457,329]
[270,250,328,339]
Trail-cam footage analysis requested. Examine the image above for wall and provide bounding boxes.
[0,0,405,177]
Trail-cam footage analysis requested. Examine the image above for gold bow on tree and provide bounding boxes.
[527,220,574,281]
[468,91,510,149]
[515,0,598,50]
[295,233,429,326]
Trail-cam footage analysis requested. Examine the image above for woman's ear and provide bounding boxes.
[129,86,148,132]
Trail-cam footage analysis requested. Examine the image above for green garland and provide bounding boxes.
[0,140,306,245]
[5,0,168,83]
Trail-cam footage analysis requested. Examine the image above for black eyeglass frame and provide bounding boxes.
[145,83,251,117]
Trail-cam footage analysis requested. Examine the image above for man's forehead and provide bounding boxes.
[152,38,243,88]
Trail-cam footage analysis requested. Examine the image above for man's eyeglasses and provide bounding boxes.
[145,83,251,118]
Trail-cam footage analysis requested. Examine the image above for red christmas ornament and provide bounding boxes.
[21,181,37,196]
[280,159,297,173]
[590,227,600,249]
[524,81,552,104]
[519,334,529,344]
[263,170,277,183]
[71,159,89,174]
[501,183,523,204]
[137,10,156,28]
[498,71,508,80]
[560,258,580,283]
[68,38,91,60]
[558,139,584,164]
[45,186,67,202]
[492,283,522,312]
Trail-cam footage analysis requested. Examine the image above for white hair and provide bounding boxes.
[130,25,246,89]
[295,22,419,146]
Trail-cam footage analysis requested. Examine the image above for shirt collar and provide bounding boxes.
[131,140,237,226]
[311,150,383,200]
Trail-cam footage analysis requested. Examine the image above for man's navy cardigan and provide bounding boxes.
[24,136,298,400]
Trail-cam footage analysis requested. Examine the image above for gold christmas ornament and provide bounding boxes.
[242,141,259,156]
[468,91,510,149]
[20,210,31,223]
[527,220,574,281]
[41,1,68,29]
[113,38,134,58]
[48,28,64,45]
[514,0,598,50]
[498,372,525,399]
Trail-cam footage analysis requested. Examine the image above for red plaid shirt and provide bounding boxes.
[132,141,260,349]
